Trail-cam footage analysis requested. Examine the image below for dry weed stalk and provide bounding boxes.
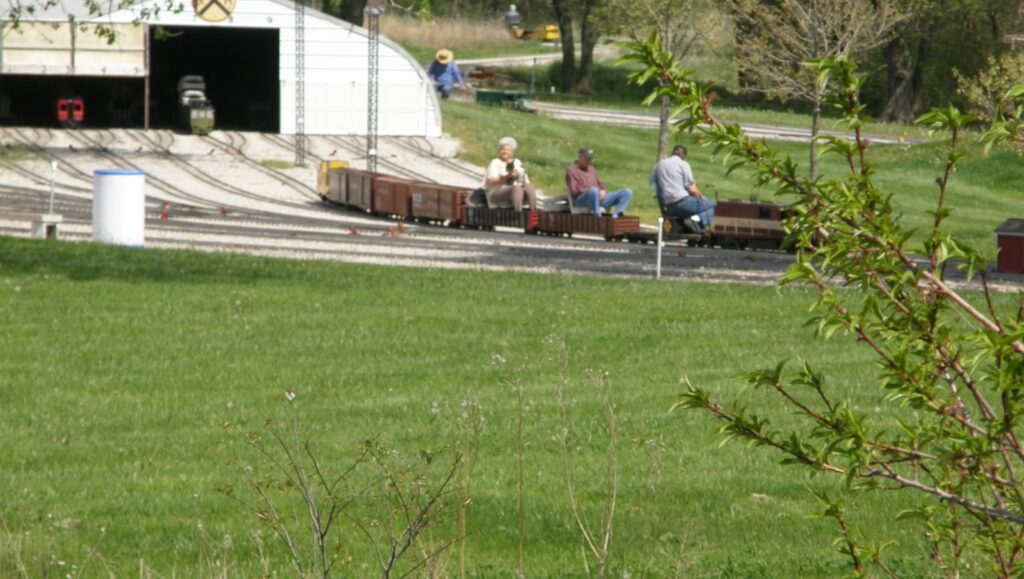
[454,397,484,579]
[380,15,520,54]
[548,336,620,578]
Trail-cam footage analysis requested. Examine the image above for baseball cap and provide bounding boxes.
[578,147,594,160]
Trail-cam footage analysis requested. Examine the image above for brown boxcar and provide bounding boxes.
[996,219,1024,275]
[346,169,376,212]
[411,183,471,223]
[463,208,540,231]
[373,176,414,217]
[539,213,640,238]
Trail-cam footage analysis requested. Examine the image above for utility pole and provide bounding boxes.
[294,0,306,166]
[365,0,385,172]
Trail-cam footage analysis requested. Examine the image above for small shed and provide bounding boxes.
[995,219,1024,274]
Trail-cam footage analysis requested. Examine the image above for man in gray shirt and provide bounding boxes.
[649,145,715,232]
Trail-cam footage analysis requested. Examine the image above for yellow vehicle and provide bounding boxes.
[510,24,560,42]
[318,160,351,197]
[531,25,559,42]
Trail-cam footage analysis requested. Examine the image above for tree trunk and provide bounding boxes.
[880,35,918,124]
[552,0,575,93]
[658,95,670,162]
[575,0,597,93]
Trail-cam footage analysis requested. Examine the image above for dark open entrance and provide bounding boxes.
[0,76,144,128]
[148,25,280,132]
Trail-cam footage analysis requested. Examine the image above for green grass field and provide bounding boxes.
[441,100,1019,255]
[4,238,1012,576]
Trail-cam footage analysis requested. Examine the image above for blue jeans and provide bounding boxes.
[573,187,632,217]
[435,83,453,99]
[665,195,715,230]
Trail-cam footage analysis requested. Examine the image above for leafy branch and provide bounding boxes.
[626,31,1024,576]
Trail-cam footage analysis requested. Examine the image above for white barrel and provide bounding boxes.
[93,169,145,247]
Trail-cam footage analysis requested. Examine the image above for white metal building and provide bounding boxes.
[0,0,442,136]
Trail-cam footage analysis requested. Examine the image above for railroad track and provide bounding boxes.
[385,137,483,184]
[63,129,218,209]
[321,135,433,182]
[125,129,325,215]
[1,126,99,190]
[528,101,915,145]
[206,130,320,201]
[0,210,791,284]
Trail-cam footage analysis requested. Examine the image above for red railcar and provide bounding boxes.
[56,97,84,128]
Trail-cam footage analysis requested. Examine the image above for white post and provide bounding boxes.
[656,217,664,279]
[49,161,57,214]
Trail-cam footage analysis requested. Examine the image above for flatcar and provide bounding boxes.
[625,200,789,250]
[56,97,84,128]
[316,161,786,247]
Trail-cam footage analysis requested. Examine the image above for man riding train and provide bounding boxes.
[649,145,715,233]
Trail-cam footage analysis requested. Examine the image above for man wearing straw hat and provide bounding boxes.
[427,49,464,99]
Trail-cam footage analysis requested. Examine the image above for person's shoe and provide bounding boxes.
[681,219,701,234]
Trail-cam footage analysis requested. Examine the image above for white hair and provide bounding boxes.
[498,137,517,151]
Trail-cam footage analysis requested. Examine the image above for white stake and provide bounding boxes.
[656,217,664,279]
[49,161,57,214]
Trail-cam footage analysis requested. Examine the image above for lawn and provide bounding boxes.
[2,238,1013,576]
[441,100,1019,255]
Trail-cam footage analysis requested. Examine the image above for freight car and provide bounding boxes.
[317,162,788,248]
[319,163,641,240]
[624,200,789,250]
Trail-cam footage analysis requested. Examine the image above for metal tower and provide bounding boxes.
[294,0,306,166]
[365,0,385,172]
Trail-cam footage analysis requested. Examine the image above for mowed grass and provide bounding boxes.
[442,100,1021,254]
[5,238,1013,576]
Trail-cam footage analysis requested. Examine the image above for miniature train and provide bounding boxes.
[318,162,789,249]
[56,97,85,128]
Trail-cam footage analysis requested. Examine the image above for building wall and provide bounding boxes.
[277,13,441,137]
[1,21,146,76]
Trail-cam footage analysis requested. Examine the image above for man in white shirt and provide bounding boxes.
[649,145,715,232]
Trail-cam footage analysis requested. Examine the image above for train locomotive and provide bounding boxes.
[318,162,788,249]
[56,97,85,128]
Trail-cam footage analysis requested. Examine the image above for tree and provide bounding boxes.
[625,32,1024,576]
[575,0,598,93]
[604,0,726,160]
[955,52,1024,124]
[878,0,1022,123]
[551,0,577,93]
[729,0,903,179]
[549,0,601,94]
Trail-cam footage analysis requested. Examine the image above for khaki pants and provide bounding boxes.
[487,183,537,211]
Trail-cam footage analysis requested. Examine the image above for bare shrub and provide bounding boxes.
[381,15,519,55]
[224,396,460,578]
